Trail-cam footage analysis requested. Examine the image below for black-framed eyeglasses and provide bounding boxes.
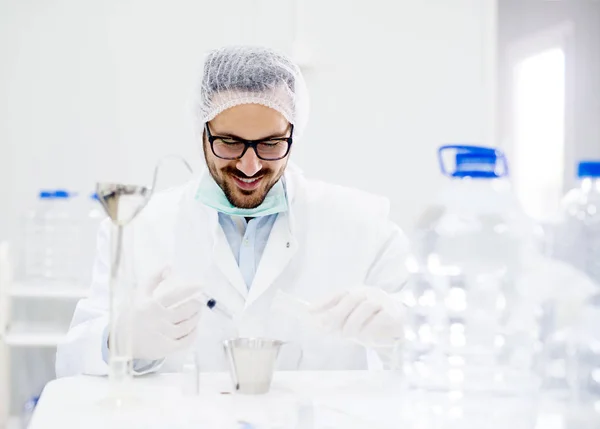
[205,122,294,161]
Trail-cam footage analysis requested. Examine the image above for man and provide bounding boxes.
[56,46,409,377]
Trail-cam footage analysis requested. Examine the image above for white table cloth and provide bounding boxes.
[29,371,566,429]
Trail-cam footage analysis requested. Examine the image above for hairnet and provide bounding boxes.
[197,45,309,140]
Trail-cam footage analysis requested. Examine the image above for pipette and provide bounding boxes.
[203,294,234,320]
[271,290,315,326]
[170,290,234,320]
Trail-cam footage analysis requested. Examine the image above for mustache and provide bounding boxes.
[222,166,272,179]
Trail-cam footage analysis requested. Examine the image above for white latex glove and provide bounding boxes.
[310,286,405,346]
[113,267,203,361]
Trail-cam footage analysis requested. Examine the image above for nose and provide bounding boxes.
[236,148,262,177]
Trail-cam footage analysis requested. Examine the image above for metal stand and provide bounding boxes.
[96,185,151,405]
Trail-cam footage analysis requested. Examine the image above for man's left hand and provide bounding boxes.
[310,286,405,346]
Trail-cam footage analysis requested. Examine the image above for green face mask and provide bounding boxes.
[195,171,288,217]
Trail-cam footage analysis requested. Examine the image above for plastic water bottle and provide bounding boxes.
[21,190,55,281]
[551,161,600,287]
[537,258,597,405]
[48,189,81,282]
[533,162,600,427]
[544,291,600,429]
[567,292,600,429]
[21,189,81,283]
[402,145,543,428]
[541,162,600,424]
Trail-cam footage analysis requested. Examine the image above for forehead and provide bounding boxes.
[210,104,289,140]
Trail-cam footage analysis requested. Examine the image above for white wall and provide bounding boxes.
[0,0,497,416]
[0,0,497,240]
[498,0,600,190]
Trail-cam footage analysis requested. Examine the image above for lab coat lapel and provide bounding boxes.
[174,175,248,302]
[245,167,301,307]
[246,212,297,307]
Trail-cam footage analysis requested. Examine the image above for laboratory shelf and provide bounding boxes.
[3,325,68,347]
[9,283,88,299]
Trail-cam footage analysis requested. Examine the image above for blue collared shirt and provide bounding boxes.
[218,212,278,288]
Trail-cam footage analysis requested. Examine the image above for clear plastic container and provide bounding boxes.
[48,189,80,282]
[401,145,542,428]
[551,161,600,287]
[20,189,81,284]
[567,293,600,429]
[541,163,600,427]
[537,257,597,409]
[21,190,56,282]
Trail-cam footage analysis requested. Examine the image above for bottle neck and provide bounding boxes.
[440,177,515,213]
[580,177,600,192]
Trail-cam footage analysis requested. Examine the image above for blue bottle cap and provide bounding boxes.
[438,144,509,179]
[577,161,600,179]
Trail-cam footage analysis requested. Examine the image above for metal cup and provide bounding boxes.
[223,338,284,394]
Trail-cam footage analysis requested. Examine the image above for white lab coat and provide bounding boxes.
[55,166,409,377]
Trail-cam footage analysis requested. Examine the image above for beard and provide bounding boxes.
[203,143,286,209]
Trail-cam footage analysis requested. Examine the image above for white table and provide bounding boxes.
[29,371,566,429]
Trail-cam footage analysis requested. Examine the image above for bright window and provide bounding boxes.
[513,47,565,220]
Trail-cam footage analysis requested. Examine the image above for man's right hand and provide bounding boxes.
[111,267,203,361]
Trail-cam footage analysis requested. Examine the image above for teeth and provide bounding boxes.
[237,177,260,183]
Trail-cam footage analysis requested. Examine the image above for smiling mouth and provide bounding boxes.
[231,174,263,191]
